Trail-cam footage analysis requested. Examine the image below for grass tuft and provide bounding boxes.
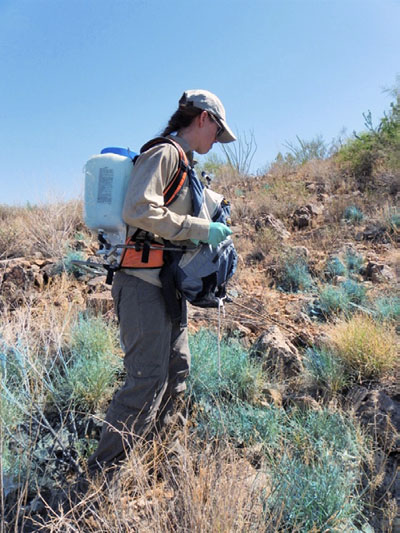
[56,314,122,411]
[343,205,364,223]
[305,346,349,392]
[329,314,398,380]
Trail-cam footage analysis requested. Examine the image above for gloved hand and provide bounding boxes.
[206,222,233,247]
[190,238,200,245]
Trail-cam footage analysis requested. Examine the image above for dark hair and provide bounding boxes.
[161,104,203,137]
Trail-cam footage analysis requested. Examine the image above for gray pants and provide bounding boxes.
[88,271,190,473]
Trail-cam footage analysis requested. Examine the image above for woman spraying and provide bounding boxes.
[88,89,236,475]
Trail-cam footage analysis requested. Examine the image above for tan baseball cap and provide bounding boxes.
[179,89,236,143]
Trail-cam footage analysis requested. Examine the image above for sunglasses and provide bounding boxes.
[208,113,224,137]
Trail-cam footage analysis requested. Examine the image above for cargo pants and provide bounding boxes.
[87,271,190,473]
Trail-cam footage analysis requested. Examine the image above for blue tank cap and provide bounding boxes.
[101,147,137,159]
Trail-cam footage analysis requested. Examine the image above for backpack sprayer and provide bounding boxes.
[76,142,237,309]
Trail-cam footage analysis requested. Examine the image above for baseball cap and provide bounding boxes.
[179,89,236,143]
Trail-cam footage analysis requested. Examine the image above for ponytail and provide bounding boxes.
[161,105,202,137]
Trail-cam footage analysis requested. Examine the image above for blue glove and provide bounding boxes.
[190,238,200,245]
[206,222,233,247]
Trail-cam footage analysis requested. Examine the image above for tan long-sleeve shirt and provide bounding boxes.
[121,135,210,286]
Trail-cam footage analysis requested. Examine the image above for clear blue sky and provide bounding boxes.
[1,0,399,205]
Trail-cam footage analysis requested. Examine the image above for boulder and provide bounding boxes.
[362,261,396,283]
[292,206,312,229]
[254,214,290,240]
[251,325,303,379]
[347,387,400,453]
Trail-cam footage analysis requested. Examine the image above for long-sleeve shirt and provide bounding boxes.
[121,135,210,286]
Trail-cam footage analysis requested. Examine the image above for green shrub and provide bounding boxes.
[343,205,364,223]
[373,296,400,322]
[305,346,349,392]
[318,285,351,317]
[188,329,264,405]
[195,400,284,446]
[278,255,315,293]
[62,249,86,274]
[194,393,367,532]
[56,315,122,411]
[345,250,364,273]
[337,81,400,183]
[341,279,367,305]
[325,256,347,278]
[263,409,366,531]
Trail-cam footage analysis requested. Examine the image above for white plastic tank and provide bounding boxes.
[84,148,136,246]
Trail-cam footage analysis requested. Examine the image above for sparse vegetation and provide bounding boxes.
[1,81,399,532]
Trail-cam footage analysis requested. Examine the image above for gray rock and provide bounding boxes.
[363,261,396,283]
[254,214,290,240]
[251,326,304,379]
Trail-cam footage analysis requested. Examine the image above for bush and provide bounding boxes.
[56,315,122,411]
[317,280,367,318]
[329,315,398,379]
[325,256,347,278]
[345,249,364,273]
[188,329,265,405]
[305,346,349,392]
[277,254,315,293]
[373,296,400,323]
[343,205,364,223]
[318,285,352,317]
[195,397,367,532]
[336,79,400,186]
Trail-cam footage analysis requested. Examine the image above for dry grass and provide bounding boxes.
[0,199,85,260]
[39,432,268,533]
[328,314,399,379]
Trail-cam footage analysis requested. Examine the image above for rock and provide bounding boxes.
[284,394,321,411]
[290,245,310,259]
[251,326,304,379]
[87,275,107,287]
[349,388,400,453]
[292,206,312,229]
[291,204,323,229]
[362,261,396,283]
[306,203,324,216]
[86,292,114,314]
[255,214,290,240]
[362,223,390,243]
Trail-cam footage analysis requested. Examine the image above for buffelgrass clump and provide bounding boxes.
[263,409,367,532]
[387,207,400,231]
[197,401,284,446]
[56,314,122,411]
[343,205,364,223]
[277,254,315,293]
[62,249,86,274]
[373,296,400,323]
[341,279,367,305]
[318,284,352,317]
[325,255,347,278]
[194,396,367,531]
[188,329,265,404]
[345,249,364,273]
[329,314,398,380]
[317,279,368,318]
[305,346,349,393]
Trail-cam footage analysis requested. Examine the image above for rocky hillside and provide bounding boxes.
[0,136,399,531]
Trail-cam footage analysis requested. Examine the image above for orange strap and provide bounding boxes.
[139,137,189,206]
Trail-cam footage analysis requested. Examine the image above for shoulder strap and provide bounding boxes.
[139,137,189,207]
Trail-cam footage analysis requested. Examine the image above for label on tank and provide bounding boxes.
[97,167,113,204]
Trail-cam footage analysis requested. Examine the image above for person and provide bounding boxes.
[87,89,236,475]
